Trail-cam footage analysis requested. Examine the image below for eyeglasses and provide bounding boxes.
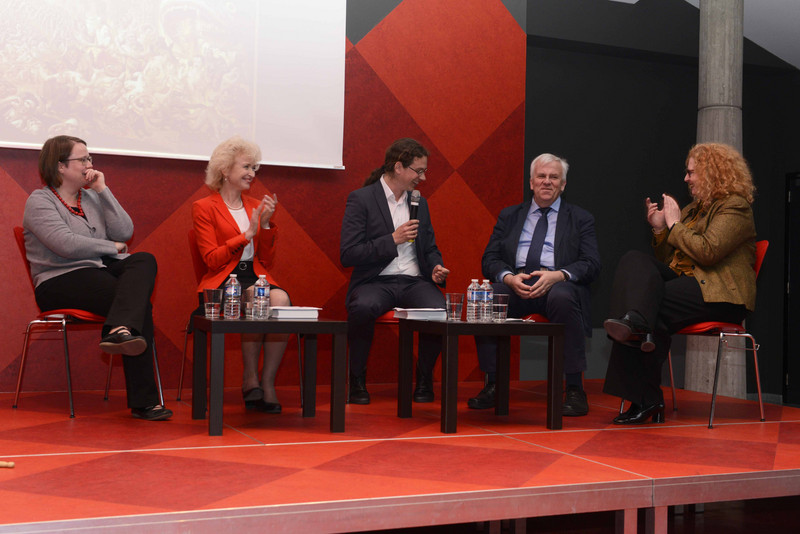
[63,156,93,165]
[407,166,427,177]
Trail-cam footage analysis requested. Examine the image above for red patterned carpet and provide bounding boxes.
[1,380,799,533]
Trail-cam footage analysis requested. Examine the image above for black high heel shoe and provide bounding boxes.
[243,387,264,410]
[613,403,641,424]
[613,402,665,425]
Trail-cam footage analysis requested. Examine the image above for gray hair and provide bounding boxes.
[530,153,569,181]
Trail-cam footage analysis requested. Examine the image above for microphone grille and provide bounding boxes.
[410,189,421,202]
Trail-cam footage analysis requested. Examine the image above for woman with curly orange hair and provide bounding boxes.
[602,143,757,425]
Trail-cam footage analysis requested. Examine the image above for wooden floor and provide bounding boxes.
[2,379,799,533]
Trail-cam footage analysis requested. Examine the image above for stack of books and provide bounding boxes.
[393,308,446,321]
[269,306,321,320]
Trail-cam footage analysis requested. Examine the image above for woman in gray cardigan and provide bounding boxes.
[22,135,171,421]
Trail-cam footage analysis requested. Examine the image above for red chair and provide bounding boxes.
[12,226,164,418]
[618,240,767,427]
[177,229,305,404]
[674,240,768,428]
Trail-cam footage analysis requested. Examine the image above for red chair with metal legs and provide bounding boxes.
[12,226,164,418]
[617,240,767,428]
[673,239,768,428]
[177,229,305,404]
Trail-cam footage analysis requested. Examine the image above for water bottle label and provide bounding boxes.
[255,287,267,297]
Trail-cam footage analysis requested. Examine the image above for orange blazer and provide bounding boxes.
[192,192,278,291]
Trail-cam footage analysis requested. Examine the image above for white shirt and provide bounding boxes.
[378,176,420,277]
[228,206,254,261]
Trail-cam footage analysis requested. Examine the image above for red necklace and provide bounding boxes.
[49,187,85,217]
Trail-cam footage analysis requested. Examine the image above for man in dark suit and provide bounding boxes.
[340,138,449,405]
[471,153,600,416]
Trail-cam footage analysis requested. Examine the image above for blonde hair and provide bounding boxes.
[205,136,262,191]
[687,143,755,204]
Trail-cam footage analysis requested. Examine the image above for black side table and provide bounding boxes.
[397,319,565,433]
[192,316,347,436]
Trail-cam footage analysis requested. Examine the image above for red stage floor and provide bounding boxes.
[1,380,799,533]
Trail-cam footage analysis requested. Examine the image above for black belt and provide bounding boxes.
[515,266,552,274]
[237,261,253,271]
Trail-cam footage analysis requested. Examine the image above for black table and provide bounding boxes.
[397,319,565,433]
[192,316,347,436]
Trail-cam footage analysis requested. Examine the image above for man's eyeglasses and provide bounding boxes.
[63,156,93,165]
[407,166,427,177]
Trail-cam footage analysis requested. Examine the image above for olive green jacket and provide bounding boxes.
[653,194,756,311]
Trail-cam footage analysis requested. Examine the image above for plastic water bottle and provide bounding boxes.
[253,275,270,320]
[480,279,493,322]
[466,279,480,323]
[223,274,241,320]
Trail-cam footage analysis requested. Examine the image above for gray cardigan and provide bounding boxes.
[22,187,133,288]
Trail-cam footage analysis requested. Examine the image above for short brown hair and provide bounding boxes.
[38,135,87,187]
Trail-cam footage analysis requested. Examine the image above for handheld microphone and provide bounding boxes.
[408,190,420,243]
[409,189,420,219]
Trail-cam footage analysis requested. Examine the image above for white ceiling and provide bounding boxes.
[611,0,800,70]
[686,0,799,69]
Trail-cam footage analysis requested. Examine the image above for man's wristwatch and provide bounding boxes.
[560,269,570,282]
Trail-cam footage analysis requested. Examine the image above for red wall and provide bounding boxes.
[0,0,525,393]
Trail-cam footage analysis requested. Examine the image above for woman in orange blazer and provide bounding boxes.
[193,136,290,413]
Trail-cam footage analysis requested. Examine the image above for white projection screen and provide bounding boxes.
[0,0,346,169]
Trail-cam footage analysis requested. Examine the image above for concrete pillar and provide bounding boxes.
[696,0,743,150]
[686,0,746,398]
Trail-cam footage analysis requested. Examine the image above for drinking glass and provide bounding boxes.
[492,294,509,322]
[446,293,463,321]
[203,288,223,319]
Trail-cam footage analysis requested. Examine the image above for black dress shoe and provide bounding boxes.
[131,405,173,421]
[349,373,370,405]
[467,382,496,409]
[613,402,665,425]
[562,386,589,416]
[100,330,147,356]
[604,312,655,352]
[413,366,434,403]
[254,400,282,414]
[243,387,264,410]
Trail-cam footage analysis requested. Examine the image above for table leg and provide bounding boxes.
[208,332,226,436]
[397,321,413,418]
[330,332,346,432]
[495,335,511,416]
[302,335,318,418]
[191,327,208,420]
[441,334,459,433]
[546,330,564,430]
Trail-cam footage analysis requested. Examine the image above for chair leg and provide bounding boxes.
[619,399,625,414]
[13,321,37,409]
[151,336,165,407]
[62,319,76,419]
[104,354,113,400]
[177,319,191,401]
[748,334,765,422]
[668,350,678,411]
[708,333,726,429]
[296,333,304,408]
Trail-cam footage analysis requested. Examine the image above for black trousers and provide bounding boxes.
[34,253,160,409]
[602,250,748,406]
[347,275,445,378]
[475,280,587,375]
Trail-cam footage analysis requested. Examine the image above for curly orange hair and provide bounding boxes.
[687,143,755,204]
